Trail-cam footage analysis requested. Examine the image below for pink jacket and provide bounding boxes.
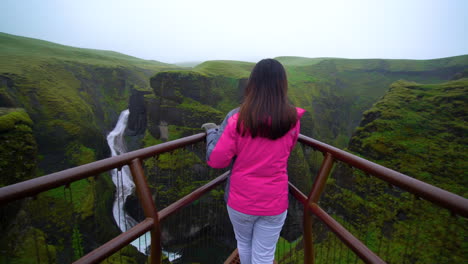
[206,107,305,215]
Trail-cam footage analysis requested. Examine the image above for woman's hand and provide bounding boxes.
[201,123,219,131]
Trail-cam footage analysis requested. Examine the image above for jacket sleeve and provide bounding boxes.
[206,112,238,168]
[291,107,306,151]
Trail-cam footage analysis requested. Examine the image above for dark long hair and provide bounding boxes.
[237,59,297,139]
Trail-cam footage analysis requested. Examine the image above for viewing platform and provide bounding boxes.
[0,133,466,264]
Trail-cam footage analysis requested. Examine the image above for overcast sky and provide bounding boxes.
[1,0,467,63]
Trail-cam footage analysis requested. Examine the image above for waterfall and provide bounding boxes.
[107,109,150,254]
[107,110,180,261]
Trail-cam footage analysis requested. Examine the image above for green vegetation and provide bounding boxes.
[0,108,37,186]
[276,78,467,263]
[0,107,33,131]
[0,32,175,70]
[284,56,468,147]
[0,32,183,175]
[275,236,301,261]
[1,227,57,264]
[1,32,467,263]
[150,55,468,149]
[312,79,468,263]
[275,56,330,66]
[0,33,183,264]
[349,79,467,195]
[193,60,254,78]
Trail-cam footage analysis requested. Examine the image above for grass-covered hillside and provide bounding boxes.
[281,79,467,263]
[146,55,468,151]
[279,55,468,147]
[1,32,467,263]
[0,33,181,263]
[145,60,467,263]
[0,32,173,70]
[349,78,467,196]
[0,32,180,175]
[312,78,468,263]
[144,56,468,192]
[193,60,254,78]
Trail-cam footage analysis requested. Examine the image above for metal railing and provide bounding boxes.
[294,134,468,263]
[0,133,467,264]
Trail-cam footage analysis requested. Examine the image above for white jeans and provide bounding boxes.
[227,205,287,264]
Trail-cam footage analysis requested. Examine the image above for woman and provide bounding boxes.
[203,59,305,263]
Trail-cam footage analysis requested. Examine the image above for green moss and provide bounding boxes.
[193,60,254,78]
[66,142,96,166]
[0,32,177,70]
[275,236,301,261]
[0,107,33,132]
[6,227,57,264]
[350,79,468,193]
[275,56,329,66]
[142,129,163,147]
[178,96,220,113]
[149,148,201,170]
[0,108,37,186]
[0,32,184,177]
[103,245,146,264]
[319,79,468,263]
[43,178,95,220]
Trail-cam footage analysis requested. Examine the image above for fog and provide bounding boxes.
[1,0,467,63]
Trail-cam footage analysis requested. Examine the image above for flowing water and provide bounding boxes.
[107,109,151,254]
[107,109,180,260]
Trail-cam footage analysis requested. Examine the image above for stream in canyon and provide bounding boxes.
[107,109,152,254]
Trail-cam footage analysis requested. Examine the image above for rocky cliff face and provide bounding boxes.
[348,79,467,189]
[126,88,152,136]
[318,79,468,263]
[280,56,468,148]
[0,33,181,263]
[2,32,468,263]
[0,108,37,186]
[0,108,37,234]
[142,70,247,141]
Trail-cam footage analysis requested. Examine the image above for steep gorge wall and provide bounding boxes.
[284,56,468,147]
[127,70,244,142]
[316,78,468,263]
[0,42,180,262]
[0,64,156,263]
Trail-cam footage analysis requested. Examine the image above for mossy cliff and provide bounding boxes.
[277,55,468,148]
[0,108,37,242]
[0,33,180,263]
[0,32,180,175]
[138,56,468,152]
[144,69,238,140]
[313,79,468,263]
[135,56,468,197]
[2,32,467,262]
[123,65,315,257]
[0,108,37,186]
[124,69,241,256]
[348,79,467,194]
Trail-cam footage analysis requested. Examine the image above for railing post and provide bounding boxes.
[304,152,335,264]
[129,158,162,264]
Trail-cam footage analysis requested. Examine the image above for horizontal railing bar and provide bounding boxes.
[74,218,154,264]
[309,203,386,264]
[0,133,206,205]
[298,134,468,218]
[289,182,385,264]
[159,171,229,221]
[288,181,307,204]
